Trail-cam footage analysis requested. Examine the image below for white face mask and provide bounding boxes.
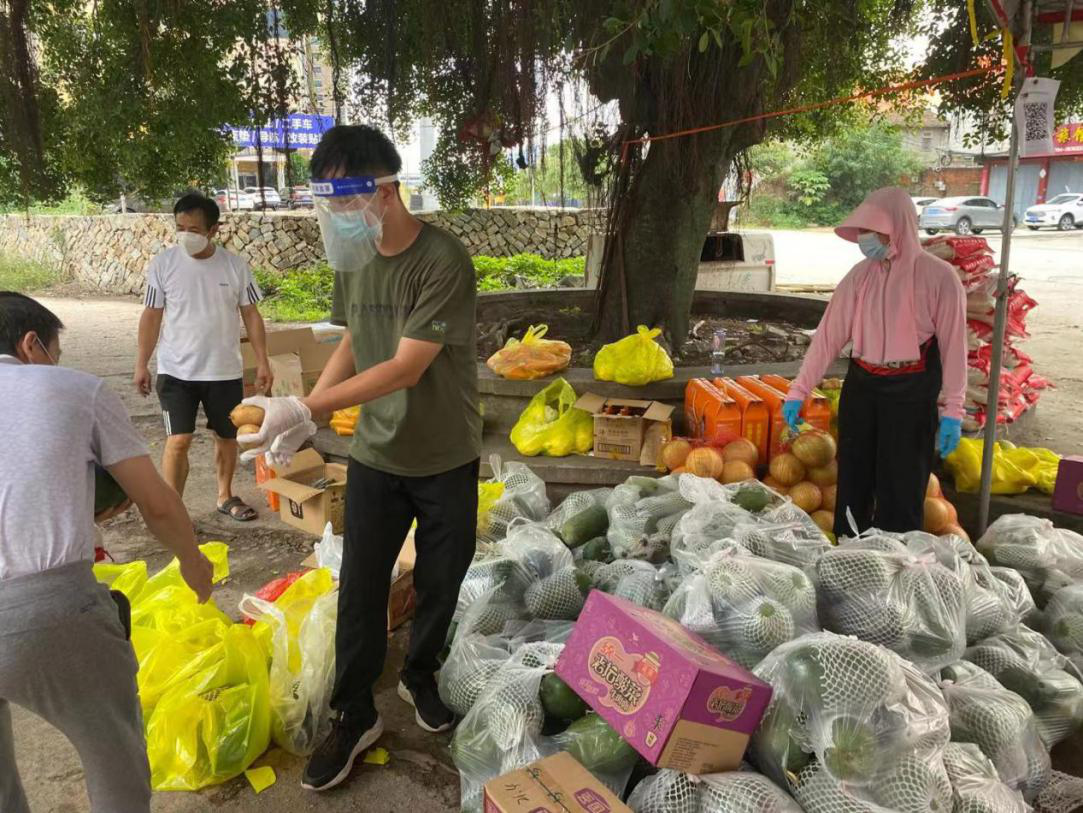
[177,231,210,257]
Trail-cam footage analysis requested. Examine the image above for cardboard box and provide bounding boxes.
[241,327,319,397]
[260,449,347,535]
[1053,456,1083,516]
[268,342,338,399]
[482,751,632,813]
[301,528,417,630]
[555,590,772,775]
[574,393,674,465]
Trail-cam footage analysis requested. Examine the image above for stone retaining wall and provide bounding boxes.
[0,207,602,295]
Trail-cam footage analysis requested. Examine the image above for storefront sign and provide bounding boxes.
[1053,123,1083,155]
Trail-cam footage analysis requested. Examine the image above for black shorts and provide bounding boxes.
[156,374,243,438]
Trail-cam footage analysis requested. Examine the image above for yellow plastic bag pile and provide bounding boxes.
[94,543,271,791]
[486,324,573,381]
[509,377,594,457]
[330,405,360,436]
[944,438,1060,495]
[593,325,674,387]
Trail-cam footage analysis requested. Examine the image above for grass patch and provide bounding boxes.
[473,254,585,291]
[253,264,335,323]
[254,253,587,323]
[0,253,61,292]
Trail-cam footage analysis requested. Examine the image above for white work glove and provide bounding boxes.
[238,395,316,464]
[264,421,317,467]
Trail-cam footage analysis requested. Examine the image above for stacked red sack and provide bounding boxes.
[924,235,1052,430]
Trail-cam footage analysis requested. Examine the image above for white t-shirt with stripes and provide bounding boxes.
[144,244,263,381]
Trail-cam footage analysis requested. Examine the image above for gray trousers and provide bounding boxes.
[0,561,151,813]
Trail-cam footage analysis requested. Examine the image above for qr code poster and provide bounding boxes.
[1015,77,1061,158]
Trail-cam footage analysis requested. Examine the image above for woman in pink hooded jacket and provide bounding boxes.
[784,187,967,536]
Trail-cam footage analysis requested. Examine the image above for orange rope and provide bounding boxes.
[619,65,1001,162]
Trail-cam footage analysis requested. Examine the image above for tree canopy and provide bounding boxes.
[2,1,1082,338]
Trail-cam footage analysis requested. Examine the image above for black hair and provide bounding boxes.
[310,125,403,180]
[173,192,220,229]
[0,291,64,356]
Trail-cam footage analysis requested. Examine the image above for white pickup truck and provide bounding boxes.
[696,232,777,292]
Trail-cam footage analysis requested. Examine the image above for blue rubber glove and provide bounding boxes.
[938,417,962,458]
[782,400,803,431]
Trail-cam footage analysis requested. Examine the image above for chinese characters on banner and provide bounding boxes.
[228,114,334,150]
[1053,123,1083,155]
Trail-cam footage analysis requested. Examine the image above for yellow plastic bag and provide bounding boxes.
[944,438,1060,495]
[240,571,337,755]
[245,568,335,672]
[509,378,594,457]
[330,405,360,436]
[477,481,505,536]
[486,324,573,381]
[93,559,148,601]
[593,325,674,387]
[145,624,271,791]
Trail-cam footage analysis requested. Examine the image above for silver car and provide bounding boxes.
[919,196,1017,236]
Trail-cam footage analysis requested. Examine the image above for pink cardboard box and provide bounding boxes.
[555,590,773,775]
[1053,456,1083,516]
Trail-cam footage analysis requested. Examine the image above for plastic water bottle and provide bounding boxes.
[710,328,726,376]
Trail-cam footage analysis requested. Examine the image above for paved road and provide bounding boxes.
[767,228,1083,456]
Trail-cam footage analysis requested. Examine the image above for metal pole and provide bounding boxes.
[977,118,1018,535]
[978,0,1033,535]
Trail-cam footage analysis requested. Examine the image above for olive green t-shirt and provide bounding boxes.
[331,223,482,476]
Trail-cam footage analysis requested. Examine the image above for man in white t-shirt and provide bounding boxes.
[0,291,213,813]
[134,192,272,521]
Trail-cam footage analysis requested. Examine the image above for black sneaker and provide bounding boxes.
[397,679,455,733]
[301,711,384,791]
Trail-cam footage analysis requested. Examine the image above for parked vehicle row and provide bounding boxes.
[211,186,314,211]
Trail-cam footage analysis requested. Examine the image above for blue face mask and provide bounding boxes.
[330,210,380,242]
[858,232,889,261]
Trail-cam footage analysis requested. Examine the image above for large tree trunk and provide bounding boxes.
[597,131,737,347]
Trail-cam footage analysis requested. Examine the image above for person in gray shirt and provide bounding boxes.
[0,292,214,813]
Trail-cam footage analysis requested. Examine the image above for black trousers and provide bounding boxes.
[834,342,942,537]
[330,457,479,720]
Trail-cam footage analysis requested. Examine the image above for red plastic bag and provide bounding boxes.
[924,235,990,261]
[955,253,995,276]
[242,572,307,625]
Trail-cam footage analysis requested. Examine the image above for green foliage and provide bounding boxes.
[805,122,923,213]
[253,263,334,323]
[287,153,311,187]
[252,254,586,322]
[0,253,61,292]
[508,140,594,206]
[473,254,586,292]
[789,168,830,207]
[0,189,101,216]
[744,121,922,227]
[920,3,1083,145]
[1,0,317,206]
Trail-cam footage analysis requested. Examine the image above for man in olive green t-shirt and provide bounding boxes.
[235,125,482,792]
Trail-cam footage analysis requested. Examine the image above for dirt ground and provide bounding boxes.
[12,297,460,812]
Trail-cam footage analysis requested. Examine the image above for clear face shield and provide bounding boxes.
[311,174,398,272]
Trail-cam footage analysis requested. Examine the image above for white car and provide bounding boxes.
[244,186,282,210]
[1024,193,1083,231]
[214,189,256,211]
[912,196,938,216]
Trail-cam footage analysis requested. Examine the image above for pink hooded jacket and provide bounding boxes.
[787,187,968,419]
